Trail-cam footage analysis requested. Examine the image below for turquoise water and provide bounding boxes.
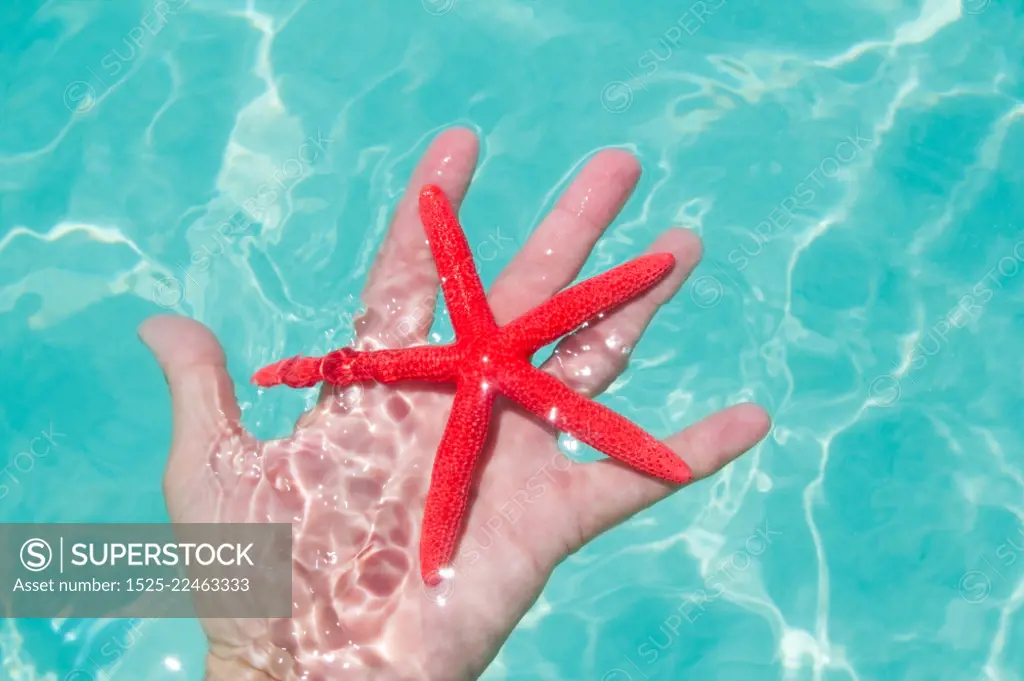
[2,0,1023,678]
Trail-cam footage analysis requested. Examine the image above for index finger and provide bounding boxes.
[314,128,478,412]
[358,127,480,348]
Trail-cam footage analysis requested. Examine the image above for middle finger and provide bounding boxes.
[487,149,641,324]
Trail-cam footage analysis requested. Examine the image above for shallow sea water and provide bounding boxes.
[1,0,1023,679]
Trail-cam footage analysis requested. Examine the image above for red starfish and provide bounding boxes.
[252,185,693,585]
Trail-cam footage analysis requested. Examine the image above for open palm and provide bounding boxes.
[140,127,770,681]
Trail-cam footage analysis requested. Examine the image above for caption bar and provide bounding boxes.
[0,523,292,618]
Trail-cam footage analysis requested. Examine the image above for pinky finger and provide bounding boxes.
[564,403,771,554]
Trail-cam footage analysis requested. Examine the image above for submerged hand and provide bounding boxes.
[140,127,770,681]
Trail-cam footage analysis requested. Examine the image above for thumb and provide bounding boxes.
[138,315,245,489]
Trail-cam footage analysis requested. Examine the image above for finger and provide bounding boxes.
[566,403,771,554]
[542,229,702,396]
[138,315,246,492]
[358,126,480,347]
[488,149,641,324]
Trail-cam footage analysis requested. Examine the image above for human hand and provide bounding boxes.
[139,127,770,681]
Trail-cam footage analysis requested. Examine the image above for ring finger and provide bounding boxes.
[541,228,702,396]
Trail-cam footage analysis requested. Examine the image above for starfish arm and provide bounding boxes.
[420,384,495,585]
[500,362,692,484]
[501,253,674,354]
[419,185,497,337]
[251,345,456,388]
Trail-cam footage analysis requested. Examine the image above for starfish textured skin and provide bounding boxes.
[252,184,694,585]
